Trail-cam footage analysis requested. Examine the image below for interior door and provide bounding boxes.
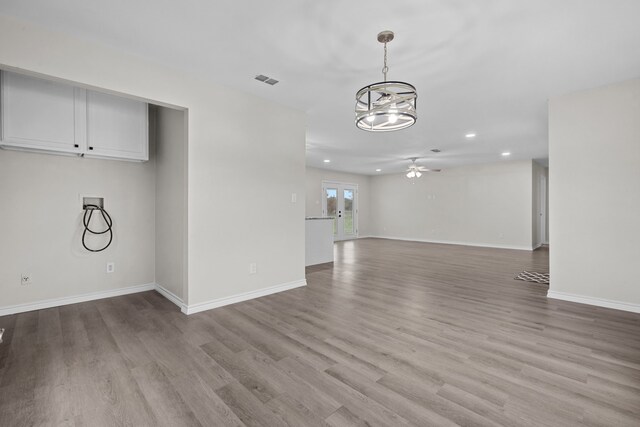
[539,174,547,244]
[322,182,358,241]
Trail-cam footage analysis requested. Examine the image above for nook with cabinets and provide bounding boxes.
[0,71,148,161]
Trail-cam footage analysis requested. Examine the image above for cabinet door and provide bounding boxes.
[86,91,148,161]
[1,71,85,153]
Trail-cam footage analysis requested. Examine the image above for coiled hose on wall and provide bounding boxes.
[82,204,113,252]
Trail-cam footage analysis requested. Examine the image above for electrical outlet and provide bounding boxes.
[106,262,115,273]
[20,274,32,286]
[249,263,257,275]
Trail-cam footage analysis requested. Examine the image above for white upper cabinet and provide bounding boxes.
[1,72,85,154]
[86,91,148,161]
[0,71,148,161]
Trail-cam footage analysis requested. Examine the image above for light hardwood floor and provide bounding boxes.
[1,238,639,426]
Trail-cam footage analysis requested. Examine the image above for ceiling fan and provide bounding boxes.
[406,157,441,178]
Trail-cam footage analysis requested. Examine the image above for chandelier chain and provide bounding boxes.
[382,42,388,81]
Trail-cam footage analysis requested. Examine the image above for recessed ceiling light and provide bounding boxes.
[376,169,382,172]
[323,159,331,163]
[465,133,476,139]
[501,152,511,156]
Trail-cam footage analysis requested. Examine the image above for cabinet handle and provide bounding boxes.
[88,146,94,150]
[74,144,79,148]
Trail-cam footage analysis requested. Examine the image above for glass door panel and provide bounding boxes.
[325,187,338,235]
[343,188,354,236]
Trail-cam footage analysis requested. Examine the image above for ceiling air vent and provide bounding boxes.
[255,74,279,86]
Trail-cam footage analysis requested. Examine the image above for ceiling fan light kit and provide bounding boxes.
[355,30,417,132]
[405,157,440,179]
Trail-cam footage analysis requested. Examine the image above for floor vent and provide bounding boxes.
[515,271,549,285]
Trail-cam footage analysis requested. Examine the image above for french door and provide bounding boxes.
[322,181,358,241]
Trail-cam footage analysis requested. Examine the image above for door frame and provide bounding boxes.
[321,180,359,241]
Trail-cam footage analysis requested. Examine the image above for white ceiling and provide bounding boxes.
[2,0,640,175]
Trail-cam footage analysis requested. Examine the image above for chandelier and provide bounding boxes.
[355,31,417,132]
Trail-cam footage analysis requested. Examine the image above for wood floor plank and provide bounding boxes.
[325,363,460,426]
[325,406,370,427]
[166,370,245,426]
[277,356,413,427]
[215,381,288,427]
[239,347,342,418]
[201,338,283,404]
[265,393,332,427]
[131,361,200,426]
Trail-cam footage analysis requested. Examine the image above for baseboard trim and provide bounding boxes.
[183,279,307,315]
[0,283,156,317]
[368,235,534,251]
[154,283,187,312]
[0,279,308,317]
[547,290,640,314]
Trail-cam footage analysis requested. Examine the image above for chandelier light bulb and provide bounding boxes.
[366,115,375,122]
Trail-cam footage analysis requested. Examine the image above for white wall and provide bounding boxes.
[370,161,534,250]
[305,167,372,236]
[549,78,640,310]
[0,15,306,309]
[155,106,187,301]
[0,149,156,308]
